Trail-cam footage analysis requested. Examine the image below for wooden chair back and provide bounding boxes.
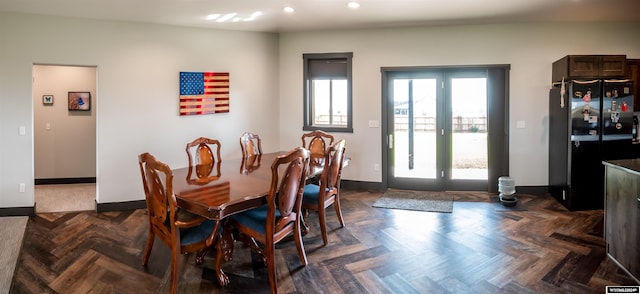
[186,137,222,167]
[268,147,309,238]
[240,132,263,157]
[320,139,347,194]
[301,130,334,166]
[139,152,176,245]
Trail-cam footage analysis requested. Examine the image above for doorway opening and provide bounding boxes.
[32,64,97,213]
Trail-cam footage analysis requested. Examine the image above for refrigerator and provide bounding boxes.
[549,79,635,210]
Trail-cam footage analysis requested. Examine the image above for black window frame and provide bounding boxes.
[303,52,353,133]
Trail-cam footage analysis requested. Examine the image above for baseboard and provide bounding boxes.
[0,206,35,217]
[35,177,97,185]
[96,200,146,213]
[341,180,385,191]
[341,180,549,196]
[1,184,549,215]
[515,186,549,196]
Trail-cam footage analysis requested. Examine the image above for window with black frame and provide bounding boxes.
[303,52,353,133]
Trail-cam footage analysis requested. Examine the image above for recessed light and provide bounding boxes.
[348,2,360,9]
[284,6,295,13]
[217,13,237,22]
[206,14,221,21]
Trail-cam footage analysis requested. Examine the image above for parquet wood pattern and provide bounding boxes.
[10,190,639,293]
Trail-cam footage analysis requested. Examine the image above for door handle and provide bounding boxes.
[388,134,393,149]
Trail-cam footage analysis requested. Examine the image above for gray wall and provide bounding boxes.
[33,65,97,179]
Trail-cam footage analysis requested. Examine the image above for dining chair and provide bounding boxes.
[239,132,263,157]
[185,137,222,168]
[227,147,310,294]
[302,139,347,246]
[138,152,218,294]
[301,130,334,167]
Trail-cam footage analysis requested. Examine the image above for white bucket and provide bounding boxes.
[498,176,515,195]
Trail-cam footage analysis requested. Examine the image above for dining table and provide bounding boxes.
[171,151,342,287]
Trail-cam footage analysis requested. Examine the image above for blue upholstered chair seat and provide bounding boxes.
[303,184,331,203]
[230,205,282,235]
[179,219,216,246]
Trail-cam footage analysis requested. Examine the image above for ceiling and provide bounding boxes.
[1,0,639,33]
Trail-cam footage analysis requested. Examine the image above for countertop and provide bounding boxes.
[603,158,640,175]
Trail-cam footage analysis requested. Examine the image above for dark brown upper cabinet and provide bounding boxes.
[552,55,627,82]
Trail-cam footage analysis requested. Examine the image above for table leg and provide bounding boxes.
[214,223,235,286]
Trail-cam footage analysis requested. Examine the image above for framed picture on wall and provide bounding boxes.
[43,95,54,105]
[68,92,91,111]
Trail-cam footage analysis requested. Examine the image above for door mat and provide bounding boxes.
[373,189,453,213]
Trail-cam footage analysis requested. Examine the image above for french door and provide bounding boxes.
[382,67,507,192]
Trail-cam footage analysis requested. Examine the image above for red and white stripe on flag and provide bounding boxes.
[179,72,229,116]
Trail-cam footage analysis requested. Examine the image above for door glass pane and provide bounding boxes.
[393,79,437,179]
[451,78,487,179]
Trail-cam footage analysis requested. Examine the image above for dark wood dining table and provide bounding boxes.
[171,151,334,286]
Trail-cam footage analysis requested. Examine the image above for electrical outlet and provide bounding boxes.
[374,163,380,171]
[19,183,25,193]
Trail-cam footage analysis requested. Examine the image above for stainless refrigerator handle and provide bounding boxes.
[604,79,631,83]
[573,79,600,84]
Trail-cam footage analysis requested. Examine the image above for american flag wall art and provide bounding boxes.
[179,72,230,115]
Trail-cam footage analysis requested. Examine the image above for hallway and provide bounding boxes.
[35,183,96,213]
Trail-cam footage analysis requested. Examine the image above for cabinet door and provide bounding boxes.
[601,55,627,77]
[605,166,639,279]
[568,56,600,78]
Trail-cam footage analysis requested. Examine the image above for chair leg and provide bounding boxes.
[142,231,155,266]
[241,235,267,266]
[333,195,345,228]
[318,206,328,246]
[169,247,180,294]
[294,219,308,266]
[266,243,277,294]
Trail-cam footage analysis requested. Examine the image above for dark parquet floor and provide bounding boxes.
[10,189,639,293]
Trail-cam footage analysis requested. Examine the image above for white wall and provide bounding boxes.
[0,12,280,207]
[1,10,639,210]
[278,22,640,186]
[33,65,97,179]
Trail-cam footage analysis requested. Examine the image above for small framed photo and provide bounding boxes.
[68,92,91,111]
[43,95,54,105]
